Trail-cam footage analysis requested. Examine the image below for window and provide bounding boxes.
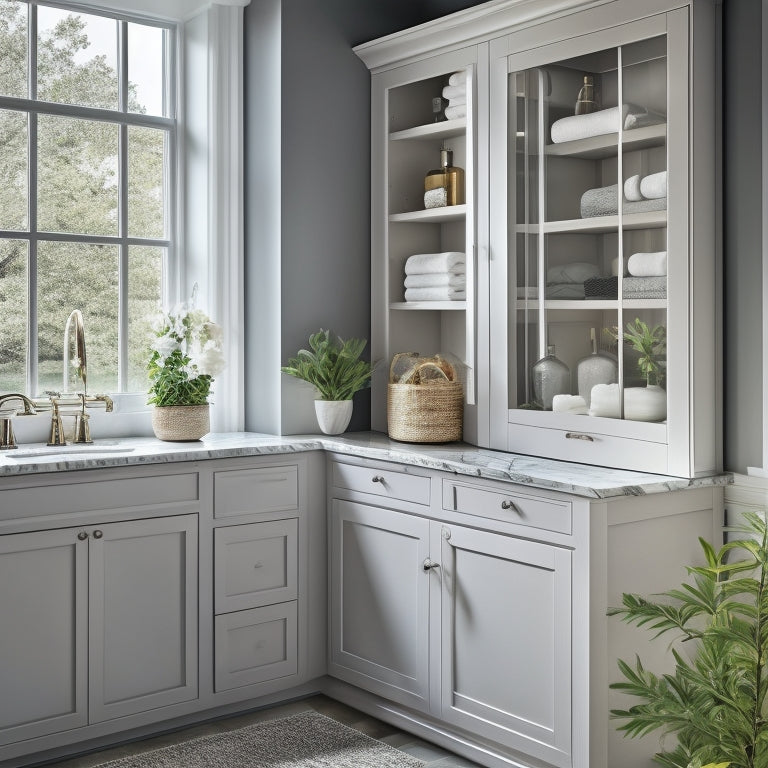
[0,0,176,396]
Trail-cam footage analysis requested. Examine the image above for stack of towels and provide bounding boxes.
[404,252,465,302]
[443,71,467,121]
[624,250,667,298]
[551,104,665,144]
[546,262,599,299]
[580,179,667,218]
[623,171,666,203]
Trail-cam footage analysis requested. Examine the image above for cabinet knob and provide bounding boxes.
[501,500,517,511]
[253,561,264,569]
[372,475,385,483]
[423,558,440,572]
[77,531,88,541]
[92,529,103,539]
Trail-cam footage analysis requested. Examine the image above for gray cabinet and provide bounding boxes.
[0,514,198,744]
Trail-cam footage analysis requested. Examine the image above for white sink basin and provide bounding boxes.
[7,445,135,459]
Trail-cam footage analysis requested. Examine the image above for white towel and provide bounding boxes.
[546,262,600,285]
[442,84,466,100]
[404,272,466,288]
[447,94,466,107]
[623,174,643,202]
[445,104,467,120]
[589,383,621,418]
[640,171,667,199]
[552,394,588,415]
[405,287,466,302]
[551,104,663,144]
[627,251,667,277]
[624,108,666,130]
[448,70,466,87]
[405,252,465,275]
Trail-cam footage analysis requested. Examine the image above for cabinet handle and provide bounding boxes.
[371,475,385,483]
[501,500,517,511]
[253,561,264,569]
[565,432,594,442]
[92,529,103,539]
[423,558,440,572]
[77,531,88,541]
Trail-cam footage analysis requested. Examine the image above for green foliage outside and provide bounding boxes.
[0,0,164,396]
[609,512,768,768]
[281,329,374,401]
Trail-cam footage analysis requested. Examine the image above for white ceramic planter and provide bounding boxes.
[624,385,667,422]
[315,400,353,435]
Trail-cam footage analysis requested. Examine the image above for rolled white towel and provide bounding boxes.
[447,94,466,107]
[445,104,467,120]
[442,83,466,100]
[627,251,667,277]
[405,286,466,302]
[640,171,667,199]
[404,272,466,289]
[405,252,465,275]
[551,104,662,144]
[589,383,621,418]
[448,70,466,87]
[623,174,643,202]
[552,394,588,415]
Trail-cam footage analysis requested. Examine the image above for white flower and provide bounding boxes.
[151,332,180,358]
[196,341,226,377]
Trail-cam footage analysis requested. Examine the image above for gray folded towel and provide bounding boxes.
[623,276,667,299]
[580,184,668,218]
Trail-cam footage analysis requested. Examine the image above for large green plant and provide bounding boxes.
[618,318,667,386]
[609,511,768,768]
[281,329,374,401]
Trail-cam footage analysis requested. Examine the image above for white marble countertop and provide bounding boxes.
[0,430,732,499]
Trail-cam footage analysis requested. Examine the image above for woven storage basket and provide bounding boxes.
[151,404,210,441]
[387,379,463,443]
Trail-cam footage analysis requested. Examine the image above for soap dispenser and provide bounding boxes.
[424,147,465,209]
[575,74,598,115]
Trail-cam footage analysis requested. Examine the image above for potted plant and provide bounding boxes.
[609,511,768,768]
[281,329,374,435]
[147,301,225,441]
[616,318,667,421]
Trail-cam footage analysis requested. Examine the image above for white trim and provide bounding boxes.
[60,0,250,23]
[763,0,768,471]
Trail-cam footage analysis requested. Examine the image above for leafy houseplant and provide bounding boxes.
[620,318,667,387]
[609,511,768,768]
[281,329,374,435]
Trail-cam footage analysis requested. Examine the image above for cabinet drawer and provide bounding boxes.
[444,482,571,535]
[214,602,297,691]
[214,465,298,518]
[214,519,298,613]
[332,461,430,506]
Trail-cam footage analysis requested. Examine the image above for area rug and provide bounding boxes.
[95,711,426,767]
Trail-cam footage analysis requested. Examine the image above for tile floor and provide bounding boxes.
[43,694,482,767]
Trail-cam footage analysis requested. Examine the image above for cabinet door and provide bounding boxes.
[328,499,431,710]
[88,514,198,722]
[0,528,88,745]
[437,523,572,768]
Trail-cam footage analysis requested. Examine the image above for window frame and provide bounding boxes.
[0,0,179,397]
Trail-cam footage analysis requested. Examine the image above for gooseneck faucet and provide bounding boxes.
[63,309,87,394]
[0,393,37,450]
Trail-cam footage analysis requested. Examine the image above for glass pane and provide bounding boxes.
[620,311,667,422]
[0,0,28,98]
[128,126,166,239]
[0,110,27,230]
[128,23,165,116]
[37,241,118,395]
[0,239,28,392]
[37,7,118,110]
[127,245,163,392]
[38,115,119,236]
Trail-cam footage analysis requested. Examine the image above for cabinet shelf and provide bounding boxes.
[390,119,467,142]
[516,298,667,311]
[390,205,467,223]
[517,210,666,234]
[390,301,467,310]
[544,123,667,159]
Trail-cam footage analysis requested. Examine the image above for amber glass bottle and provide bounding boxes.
[423,148,465,209]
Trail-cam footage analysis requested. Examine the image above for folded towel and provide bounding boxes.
[623,276,667,299]
[579,184,668,218]
[552,394,588,415]
[546,262,600,285]
[640,171,667,199]
[405,286,466,302]
[448,70,466,87]
[589,383,621,418]
[424,188,447,209]
[546,283,585,299]
[446,94,466,107]
[624,108,666,130]
[405,252,465,275]
[623,174,643,202]
[445,104,467,120]
[404,272,466,289]
[627,251,667,277]
[442,84,466,100]
[551,104,665,144]
[584,276,618,299]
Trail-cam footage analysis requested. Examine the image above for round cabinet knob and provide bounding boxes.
[372,475,385,483]
[92,529,104,539]
[501,500,516,511]
[423,558,440,572]
[77,531,88,541]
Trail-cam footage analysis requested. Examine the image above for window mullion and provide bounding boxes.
[118,21,129,391]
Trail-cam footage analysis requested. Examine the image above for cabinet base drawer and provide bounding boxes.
[214,603,298,691]
[214,466,298,518]
[332,461,430,506]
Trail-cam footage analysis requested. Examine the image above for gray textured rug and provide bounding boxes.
[96,711,426,767]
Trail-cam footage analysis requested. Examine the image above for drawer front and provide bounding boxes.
[214,602,298,691]
[444,482,572,535]
[214,519,298,613]
[332,461,430,506]
[214,465,298,518]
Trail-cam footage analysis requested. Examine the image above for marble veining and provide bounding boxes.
[0,430,732,499]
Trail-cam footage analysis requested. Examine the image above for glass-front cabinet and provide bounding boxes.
[488,7,719,477]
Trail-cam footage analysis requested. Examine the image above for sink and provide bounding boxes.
[7,445,135,460]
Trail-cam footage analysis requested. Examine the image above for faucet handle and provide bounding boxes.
[47,398,67,447]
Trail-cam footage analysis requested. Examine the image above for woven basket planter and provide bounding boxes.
[387,381,463,443]
[151,404,210,442]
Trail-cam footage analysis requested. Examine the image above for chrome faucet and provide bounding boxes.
[0,393,37,450]
[63,309,87,394]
